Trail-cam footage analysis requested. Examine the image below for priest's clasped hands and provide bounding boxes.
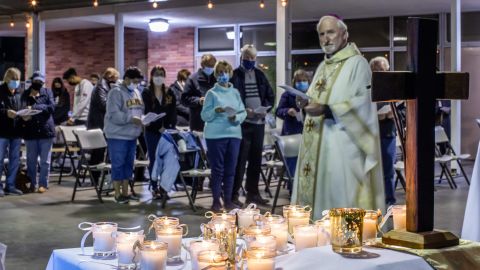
[296,96,328,117]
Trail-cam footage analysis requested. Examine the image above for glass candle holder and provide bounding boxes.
[155,225,188,262]
[237,208,261,230]
[116,231,145,269]
[260,215,288,252]
[362,210,381,243]
[133,240,168,270]
[203,220,237,265]
[148,215,180,233]
[287,209,311,235]
[246,247,276,270]
[329,208,366,254]
[392,205,407,230]
[282,205,310,219]
[189,239,220,270]
[247,235,277,251]
[79,222,118,257]
[197,250,228,270]
[314,219,331,246]
[293,224,318,251]
[205,211,237,225]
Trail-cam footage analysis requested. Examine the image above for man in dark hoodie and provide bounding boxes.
[181,54,217,131]
[0,67,24,196]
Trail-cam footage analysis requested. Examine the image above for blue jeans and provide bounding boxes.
[26,138,54,188]
[0,138,21,189]
[381,137,397,205]
[206,138,241,204]
[144,131,161,189]
[107,138,136,181]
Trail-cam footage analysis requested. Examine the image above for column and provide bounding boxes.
[275,0,292,101]
[450,0,461,169]
[115,13,125,75]
[26,13,45,78]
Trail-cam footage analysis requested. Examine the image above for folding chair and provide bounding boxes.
[434,126,470,187]
[270,133,302,214]
[476,119,480,128]
[57,125,86,184]
[71,129,111,203]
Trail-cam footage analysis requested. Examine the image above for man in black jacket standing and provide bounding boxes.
[181,54,217,132]
[169,69,191,127]
[231,44,275,206]
[87,67,119,184]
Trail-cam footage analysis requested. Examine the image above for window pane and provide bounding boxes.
[344,17,389,47]
[394,14,438,46]
[447,11,480,42]
[394,51,407,70]
[292,54,323,76]
[256,56,276,92]
[240,24,276,51]
[198,27,234,52]
[292,22,319,50]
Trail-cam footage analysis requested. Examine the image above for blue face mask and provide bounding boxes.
[8,80,20,90]
[295,81,309,92]
[242,59,256,70]
[203,67,214,76]
[217,73,230,84]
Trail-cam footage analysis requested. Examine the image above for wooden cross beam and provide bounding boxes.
[371,17,469,248]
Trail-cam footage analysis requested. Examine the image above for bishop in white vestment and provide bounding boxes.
[292,16,385,220]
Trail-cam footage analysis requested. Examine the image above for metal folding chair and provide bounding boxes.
[57,125,85,184]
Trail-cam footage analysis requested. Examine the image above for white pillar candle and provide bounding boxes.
[117,232,144,266]
[189,240,219,270]
[92,224,116,253]
[269,223,288,251]
[288,211,310,235]
[246,248,276,270]
[294,225,318,251]
[392,205,407,230]
[237,209,260,229]
[156,228,182,259]
[138,241,167,270]
[362,211,379,243]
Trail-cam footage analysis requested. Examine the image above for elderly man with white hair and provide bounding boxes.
[231,44,275,206]
[293,15,385,219]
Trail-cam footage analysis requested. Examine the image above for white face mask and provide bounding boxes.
[153,76,165,86]
[127,82,138,91]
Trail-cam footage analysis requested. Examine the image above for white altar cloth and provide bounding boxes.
[462,141,480,241]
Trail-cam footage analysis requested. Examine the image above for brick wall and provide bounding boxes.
[148,27,195,85]
[44,27,148,87]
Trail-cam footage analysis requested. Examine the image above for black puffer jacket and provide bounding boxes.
[181,69,216,131]
[0,83,22,138]
[169,81,190,126]
[87,78,112,130]
[19,87,56,140]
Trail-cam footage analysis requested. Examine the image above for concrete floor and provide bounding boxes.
[0,161,474,270]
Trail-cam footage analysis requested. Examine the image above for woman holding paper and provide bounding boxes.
[141,65,177,199]
[19,71,55,193]
[201,60,247,211]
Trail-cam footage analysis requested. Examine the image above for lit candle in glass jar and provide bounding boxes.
[117,231,144,269]
[237,208,261,229]
[314,219,331,246]
[246,247,276,270]
[249,235,277,251]
[136,240,167,270]
[288,210,310,235]
[92,223,117,257]
[293,224,318,251]
[189,239,219,270]
[197,250,228,270]
[261,215,288,252]
[156,225,187,262]
[363,210,380,243]
[392,205,407,230]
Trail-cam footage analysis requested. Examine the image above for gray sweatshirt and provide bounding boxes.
[104,84,144,140]
[72,79,93,121]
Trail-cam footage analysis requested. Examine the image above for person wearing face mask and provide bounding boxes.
[0,67,24,196]
[86,67,120,184]
[104,67,145,204]
[292,15,385,220]
[201,60,247,211]
[231,44,275,206]
[181,54,217,131]
[169,69,191,127]
[19,71,55,194]
[62,68,94,126]
[141,65,177,199]
[51,77,70,125]
[276,69,310,136]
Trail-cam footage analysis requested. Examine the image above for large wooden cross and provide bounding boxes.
[371,17,469,249]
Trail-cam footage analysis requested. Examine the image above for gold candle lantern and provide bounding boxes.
[329,208,366,254]
[203,220,237,266]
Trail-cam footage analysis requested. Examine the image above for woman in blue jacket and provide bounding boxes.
[201,60,247,211]
[19,71,55,193]
[276,69,310,136]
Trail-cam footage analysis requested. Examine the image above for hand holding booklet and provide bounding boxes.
[223,106,245,117]
[141,112,166,125]
[254,106,271,114]
[279,84,311,100]
[16,109,42,117]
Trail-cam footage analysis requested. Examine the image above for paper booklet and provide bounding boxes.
[223,106,246,117]
[141,112,166,125]
[16,109,42,117]
[377,105,392,115]
[254,106,271,114]
[279,85,312,100]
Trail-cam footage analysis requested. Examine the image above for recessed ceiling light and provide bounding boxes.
[149,18,169,32]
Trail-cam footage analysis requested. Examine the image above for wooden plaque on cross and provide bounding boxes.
[371,17,469,249]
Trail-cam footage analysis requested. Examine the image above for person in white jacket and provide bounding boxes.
[63,68,93,126]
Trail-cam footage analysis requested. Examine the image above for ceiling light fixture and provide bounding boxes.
[93,0,98,7]
[149,18,169,32]
[260,0,265,8]
[9,17,14,27]
[153,1,158,8]
[26,19,30,28]
[207,0,214,9]
[31,0,37,7]
[281,0,287,7]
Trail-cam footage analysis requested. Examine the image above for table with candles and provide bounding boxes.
[46,203,433,270]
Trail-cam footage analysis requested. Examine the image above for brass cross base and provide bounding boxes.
[382,229,459,249]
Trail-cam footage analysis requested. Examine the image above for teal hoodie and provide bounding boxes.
[201,83,246,139]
